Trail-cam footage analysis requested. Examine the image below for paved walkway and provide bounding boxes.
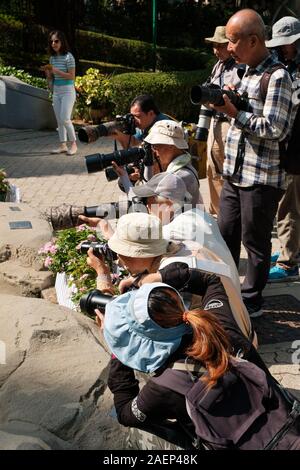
[0,127,299,398]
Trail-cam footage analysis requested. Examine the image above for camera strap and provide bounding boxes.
[233,132,246,176]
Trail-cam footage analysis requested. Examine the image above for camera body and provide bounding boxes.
[105,163,136,182]
[191,84,249,111]
[78,241,118,262]
[78,113,136,144]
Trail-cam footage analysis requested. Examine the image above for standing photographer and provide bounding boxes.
[204,26,242,215]
[214,9,293,318]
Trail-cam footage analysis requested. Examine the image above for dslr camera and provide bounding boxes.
[85,142,154,183]
[191,83,249,111]
[190,84,249,142]
[78,113,136,144]
[78,241,117,262]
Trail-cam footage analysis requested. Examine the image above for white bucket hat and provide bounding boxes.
[266,16,300,48]
[107,212,169,258]
[144,120,189,149]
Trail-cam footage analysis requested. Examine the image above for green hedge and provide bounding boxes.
[109,68,213,122]
[77,29,209,72]
[78,59,142,76]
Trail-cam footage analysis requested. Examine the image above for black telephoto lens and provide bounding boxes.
[80,289,114,316]
[85,147,145,174]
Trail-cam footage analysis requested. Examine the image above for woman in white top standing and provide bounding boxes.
[43,30,77,155]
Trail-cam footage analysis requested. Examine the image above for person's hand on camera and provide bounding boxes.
[210,93,238,118]
[78,214,101,228]
[129,167,140,182]
[86,247,108,275]
[119,276,136,294]
[95,309,105,330]
[111,161,127,177]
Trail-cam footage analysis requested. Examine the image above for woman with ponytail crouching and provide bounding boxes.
[97,281,300,450]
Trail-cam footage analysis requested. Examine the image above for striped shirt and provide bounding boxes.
[223,54,293,189]
[50,52,75,86]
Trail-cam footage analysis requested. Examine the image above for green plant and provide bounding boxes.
[0,168,10,194]
[38,225,126,311]
[0,65,47,89]
[75,68,112,110]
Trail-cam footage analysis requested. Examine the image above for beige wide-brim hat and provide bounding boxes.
[205,26,228,44]
[266,16,300,48]
[108,213,169,258]
[144,120,189,150]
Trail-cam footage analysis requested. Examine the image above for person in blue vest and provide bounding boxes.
[42,30,77,156]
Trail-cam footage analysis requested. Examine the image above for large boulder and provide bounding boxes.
[0,295,127,450]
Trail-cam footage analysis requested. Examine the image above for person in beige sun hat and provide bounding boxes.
[204,26,228,44]
[201,26,242,216]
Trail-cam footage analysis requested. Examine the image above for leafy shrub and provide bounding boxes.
[110,67,213,122]
[75,68,113,121]
[0,65,47,89]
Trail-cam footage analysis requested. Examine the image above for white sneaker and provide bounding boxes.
[67,144,77,155]
[51,146,67,154]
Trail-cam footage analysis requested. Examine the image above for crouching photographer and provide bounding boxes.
[79,94,171,188]
[80,214,300,449]
[83,213,267,371]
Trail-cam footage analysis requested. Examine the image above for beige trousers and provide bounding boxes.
[207,119,230,215]
[277,174,300,266]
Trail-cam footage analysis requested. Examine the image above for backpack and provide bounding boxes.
[153,357,300,450]
[260,64,300,174]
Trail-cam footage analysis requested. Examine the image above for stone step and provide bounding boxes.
[0,261,54,297]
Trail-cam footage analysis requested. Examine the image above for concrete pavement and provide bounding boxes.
[0,126,299,399]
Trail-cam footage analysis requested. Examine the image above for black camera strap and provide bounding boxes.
[233,131,246,176]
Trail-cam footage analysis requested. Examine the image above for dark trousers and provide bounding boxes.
[218,180,284,307]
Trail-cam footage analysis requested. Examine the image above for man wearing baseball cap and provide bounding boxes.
[265,17,300,282]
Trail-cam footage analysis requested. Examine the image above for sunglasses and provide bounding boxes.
[51,39,60,44]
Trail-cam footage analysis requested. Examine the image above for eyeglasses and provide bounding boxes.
[51,39,60,44]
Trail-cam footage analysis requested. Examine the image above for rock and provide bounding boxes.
[0,295,127,450]
[0,261,54,297]
[41,287,57,304]
[0,202,52,268]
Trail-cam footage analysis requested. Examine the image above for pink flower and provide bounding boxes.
[76,225,87,232]
[44,256,53,268]
[39,241,55,254]
[87,234,97,241]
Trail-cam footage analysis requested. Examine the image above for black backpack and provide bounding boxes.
[260,64,300,174]
[153,357,300,450]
